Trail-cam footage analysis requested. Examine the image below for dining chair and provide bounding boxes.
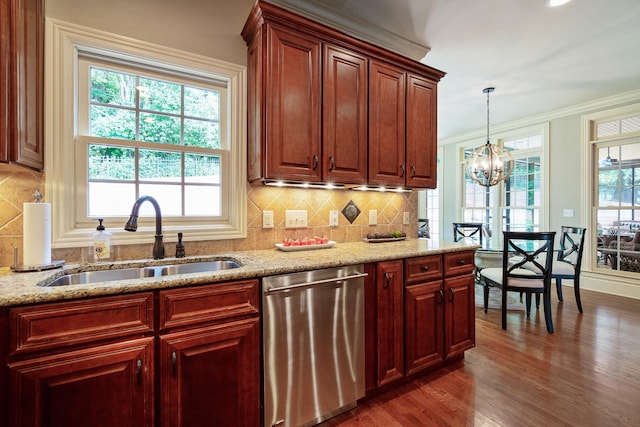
[529,226,586,313]
[453,222,483,245]
[479,231,556,333]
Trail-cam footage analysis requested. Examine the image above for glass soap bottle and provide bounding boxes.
[90,219,112,261]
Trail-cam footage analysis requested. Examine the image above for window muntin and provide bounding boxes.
[78,60,227,221]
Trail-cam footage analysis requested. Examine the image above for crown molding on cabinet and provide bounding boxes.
[266,0,430,61]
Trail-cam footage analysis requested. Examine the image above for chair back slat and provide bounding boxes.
[453,222,484,244]
[557,226,586,269]
[502,231,556,286]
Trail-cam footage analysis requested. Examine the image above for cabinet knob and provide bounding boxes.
[136,359,143,384]
[422,265,429,271]
[171,351,177,376]
[459,260,466,265]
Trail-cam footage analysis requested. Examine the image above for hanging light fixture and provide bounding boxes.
[465,87,513,187]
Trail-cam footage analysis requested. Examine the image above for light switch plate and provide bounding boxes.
[369,210,377,225]
[262,210,274,228]
[563,209,574,218]
[285,210,308,228]
[403,212,410,225]
[329,210,339,226]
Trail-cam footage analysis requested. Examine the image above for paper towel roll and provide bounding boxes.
[23,203,52,266]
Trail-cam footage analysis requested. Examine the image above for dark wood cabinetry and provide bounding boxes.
[158,281,260,427]
[366,251,476,394]
[7,293,155,426]
[374,260,405,387]
[242,0,444,188]
[368,60,406,187]
[4,280,261,427]
[0,0,44,170]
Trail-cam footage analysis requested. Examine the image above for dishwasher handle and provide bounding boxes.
[265,272,368,294]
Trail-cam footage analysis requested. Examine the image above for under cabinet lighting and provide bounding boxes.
[263,180,345,190]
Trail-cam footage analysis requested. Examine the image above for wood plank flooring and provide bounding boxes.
[321,286,640,426]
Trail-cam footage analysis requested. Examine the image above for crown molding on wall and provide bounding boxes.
[266,0,430,61]
[439,88,640,146]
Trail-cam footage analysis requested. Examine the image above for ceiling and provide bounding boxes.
[260,0,640,141]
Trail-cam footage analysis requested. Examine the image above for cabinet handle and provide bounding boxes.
[458,260,466,265]
[411,165,417,178]
[171,351,177,376]
[136,359,142,384]
[399,164,405,177]
[328,156,335,171]
[422,265,429,271]
[383,272,392,289]
[312,155,319,170]
[448,287,454,302]
[437,290,444,305]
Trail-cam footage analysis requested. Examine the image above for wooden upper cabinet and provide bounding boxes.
[265,24,322,182]
[0,0,44,170]
[368,60,406,187]
[406,74,438,189]
[242,0,445,188]
[323,44,368,184]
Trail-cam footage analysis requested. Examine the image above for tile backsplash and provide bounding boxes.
[0,170,417,266]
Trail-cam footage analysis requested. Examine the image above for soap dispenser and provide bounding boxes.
[90,219,112,261]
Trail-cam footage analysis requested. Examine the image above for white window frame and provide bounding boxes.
[45,19,247,248]
[584,103,640,277]
[458,123,549,246]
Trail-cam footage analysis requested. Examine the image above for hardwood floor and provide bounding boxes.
[322,286,640,426]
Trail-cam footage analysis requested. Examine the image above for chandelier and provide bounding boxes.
[465,87,513,187]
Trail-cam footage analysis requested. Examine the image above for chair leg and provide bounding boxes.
[542,290,555,333]
[525,293,532,317]
[574,277,583,313]
[556,278,564,302]
[502,288,508,330]
[483,281,490,314]
[534,293,541,310]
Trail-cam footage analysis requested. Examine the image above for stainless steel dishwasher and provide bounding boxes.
[262,265,367,427]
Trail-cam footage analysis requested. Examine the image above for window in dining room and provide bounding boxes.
[460,124,548,247]
[592,111,640,273]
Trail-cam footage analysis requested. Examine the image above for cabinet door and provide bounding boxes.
[265,24,322,181]
[444,273,476,359]
[0,0,43,169]
[406,74,437,189]
[160,317,260,427]
[323,44,368,184]
[375,260,404,386]
[368,60,406,187]
[8,337,154,427]
[404,281,444,375]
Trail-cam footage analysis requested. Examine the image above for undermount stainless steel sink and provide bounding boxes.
[41,259,241,287]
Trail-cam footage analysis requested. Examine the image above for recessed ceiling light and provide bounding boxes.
[547,0,572,7]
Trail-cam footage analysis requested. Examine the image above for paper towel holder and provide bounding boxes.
[10,247,65,273]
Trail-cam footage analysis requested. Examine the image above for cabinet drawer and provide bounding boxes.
[10,293,154,357]
[444,251,476,277]
[159,280,260,330]
[404,255,443,284]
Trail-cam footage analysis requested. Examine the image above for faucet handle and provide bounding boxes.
[175,232,185,258]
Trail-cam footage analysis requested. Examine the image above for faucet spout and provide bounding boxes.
[124,195,165,259]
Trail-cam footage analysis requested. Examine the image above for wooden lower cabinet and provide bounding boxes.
[374,260,405,387]
[367,251,476,393]
[5,280,261,427]
[159,317,260,427]
[444,273,476,358]
[8,337,154,427]
[404,280,444,375]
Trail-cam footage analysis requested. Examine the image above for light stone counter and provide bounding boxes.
[0,239,479,307]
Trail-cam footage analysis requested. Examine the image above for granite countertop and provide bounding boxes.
[0,239,479,307]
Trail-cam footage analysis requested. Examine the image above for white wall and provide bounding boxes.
[45,0,256,66]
